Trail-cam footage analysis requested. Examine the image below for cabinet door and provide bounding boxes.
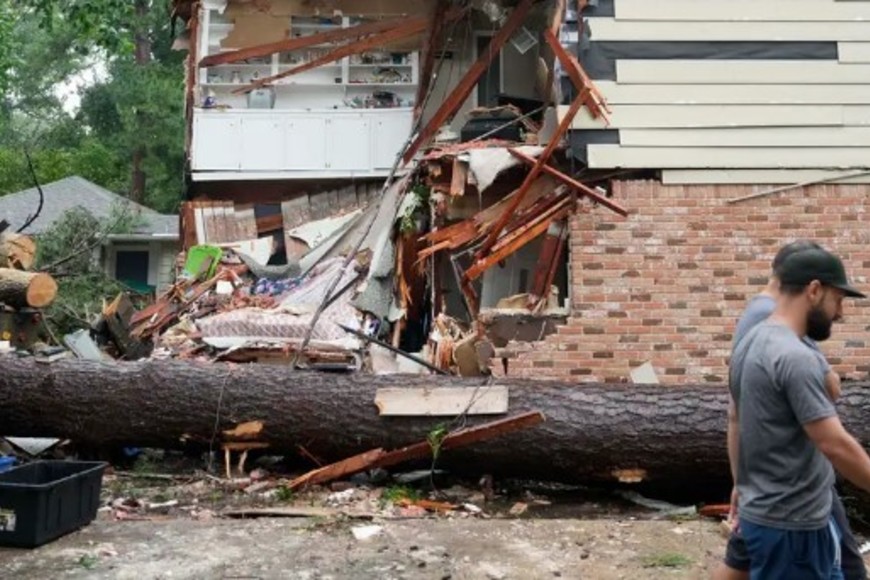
[372,113,413,170]
[326,116,371,171]
[192,113,241,170]
[240,117,285,171]
[286,117,328,170]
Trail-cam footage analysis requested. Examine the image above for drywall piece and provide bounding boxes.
[619,127,870,147]
[587,144,870,169]
[630,362,659,385]
[616,60,870,84]
[374,386,509,416]
[584,17,870,42]
[562,104,842,129]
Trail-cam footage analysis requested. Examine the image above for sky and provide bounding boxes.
[54,56,108,114]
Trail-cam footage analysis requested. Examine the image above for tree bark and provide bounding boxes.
[0,233,36,270]
[130,0,151,205]
[2,357,868,486]
[0,268,57,308]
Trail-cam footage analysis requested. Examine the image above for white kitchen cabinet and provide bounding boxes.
[193,113,241,170]
[372,113,413,169]
[327,116,371,171]
[240,116,285,170]
[286,117,328,170]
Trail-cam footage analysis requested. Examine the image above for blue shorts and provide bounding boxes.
[742,518,845,580]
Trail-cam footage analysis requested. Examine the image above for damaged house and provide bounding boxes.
[165,0,870,383]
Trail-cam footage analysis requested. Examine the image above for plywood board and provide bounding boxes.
[591,81,870,105]
[616,60,870,84]
[619,127,870,147]
[839,42,870,62]
[563,104,842,129]
[374,386,509,416]
[615,0,870,22]
[587,144,870,169]
[584,17,870,42]
[661,168,870,185]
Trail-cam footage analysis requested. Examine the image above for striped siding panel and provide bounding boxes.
[615,0,870,22]
[616,60,870,84]
[839,42,870,62]
[590,81,870,105]
[585,18,870,42]
[619,127,870,147]
[565,105,843,130]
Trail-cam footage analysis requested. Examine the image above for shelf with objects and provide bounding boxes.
[196,11,419,112]
[190,9,419,177]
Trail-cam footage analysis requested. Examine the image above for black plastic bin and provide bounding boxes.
[0,461,107,548]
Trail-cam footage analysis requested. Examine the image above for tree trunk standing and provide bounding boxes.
[129,0,151,204]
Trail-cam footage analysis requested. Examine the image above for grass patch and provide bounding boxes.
[78,554,98,570]
[642,553,692,568]
[381,485,420,506]
[275,485,294,502]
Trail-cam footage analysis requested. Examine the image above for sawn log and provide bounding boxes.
[0,268,57,308]
[3,357,867,486]
[0,233,36,270]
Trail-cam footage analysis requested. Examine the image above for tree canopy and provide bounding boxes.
[0,0,185,213]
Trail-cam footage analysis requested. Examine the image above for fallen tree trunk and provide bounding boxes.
[2,357,868,486]
[0,233,36,270]
[0,268,57,308]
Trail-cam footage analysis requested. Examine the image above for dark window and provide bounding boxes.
[476,35,502,107]
[115,250,150,286]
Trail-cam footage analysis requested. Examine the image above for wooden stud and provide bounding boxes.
[508,149,629,216]
[449,157,468,197]
[414,0,450,121]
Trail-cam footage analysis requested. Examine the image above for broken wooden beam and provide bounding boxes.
[530,220,568,307]
[374,386,509,417]
[544,29,610,121]
[402,0,535,164]
[237,18,429,94]
[289,448,386,490]
[449,157,468,197]
[508,149,629,216]
[373,411,546,470]
[199,16,420,68]
[414,0,451,122]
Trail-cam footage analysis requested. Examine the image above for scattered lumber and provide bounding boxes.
[0,268,57,308]
[0,233,36,270]
[0,356,777,486]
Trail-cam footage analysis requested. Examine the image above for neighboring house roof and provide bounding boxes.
[0,176,178,239]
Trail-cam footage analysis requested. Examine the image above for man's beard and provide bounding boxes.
[806,305,833,342]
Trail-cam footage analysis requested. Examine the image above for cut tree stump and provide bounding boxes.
[0,268,58,308]
[3,357,862,486]
[0,233,36,270]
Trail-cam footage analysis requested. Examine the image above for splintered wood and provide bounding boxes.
[374,386,509,416]
[288,411,544,491]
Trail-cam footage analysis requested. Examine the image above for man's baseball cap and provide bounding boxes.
[778,247,866,298]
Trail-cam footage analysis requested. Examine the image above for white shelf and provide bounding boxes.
[210,64,272,68]
[278,64,342,69]
[349,64,413,68]
[347,83,416,87]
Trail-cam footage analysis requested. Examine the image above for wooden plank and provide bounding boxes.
[545,29,609,120]
[199,16,421,67]
[587,144,870,169]
[839,42,870,63]
[288,448,386,490]
[256,213,284,234]
[616,61,870,84]
[562,104,843,129]
[449,158,468,196]
[619,127,870,147]
[589,81,870,105]
[414,0,450,121]
[661,169,870,185]
[584,17,870,42]
[374,386,509,416]
[508,149,629,216]
[372,411,546,470]
[615,0,870,22]
[403,0,534,163]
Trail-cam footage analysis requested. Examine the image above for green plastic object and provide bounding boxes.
[184,245,223,280]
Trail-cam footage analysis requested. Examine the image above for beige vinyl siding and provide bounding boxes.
[615,0,870,22]
[661,169,870,185]
[585,18,870,42]
[587,145,870,169]
[619,127,870,147]
[588,81,870,106]
[566,105,843,130]
[839,42,870,63]
[616,61,870,84]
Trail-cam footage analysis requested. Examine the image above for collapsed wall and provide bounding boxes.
[501,180,870,385]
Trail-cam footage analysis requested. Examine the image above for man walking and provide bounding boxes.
[715,241,866,580]
[729,246,870,579]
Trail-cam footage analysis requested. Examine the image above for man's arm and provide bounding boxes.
[804,416,870,492]
[825,370,842,402]
[727,394,739,482]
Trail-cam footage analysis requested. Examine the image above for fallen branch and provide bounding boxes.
[16,149,44,234]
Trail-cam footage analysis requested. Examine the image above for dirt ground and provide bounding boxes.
[0,516,728,579]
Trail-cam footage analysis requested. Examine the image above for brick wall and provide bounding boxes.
[502,180,870,385]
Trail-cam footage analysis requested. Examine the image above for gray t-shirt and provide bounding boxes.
[730,321,837,530]
[733,294,831,374]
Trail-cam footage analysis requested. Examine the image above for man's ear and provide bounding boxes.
[807,280,825,303]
